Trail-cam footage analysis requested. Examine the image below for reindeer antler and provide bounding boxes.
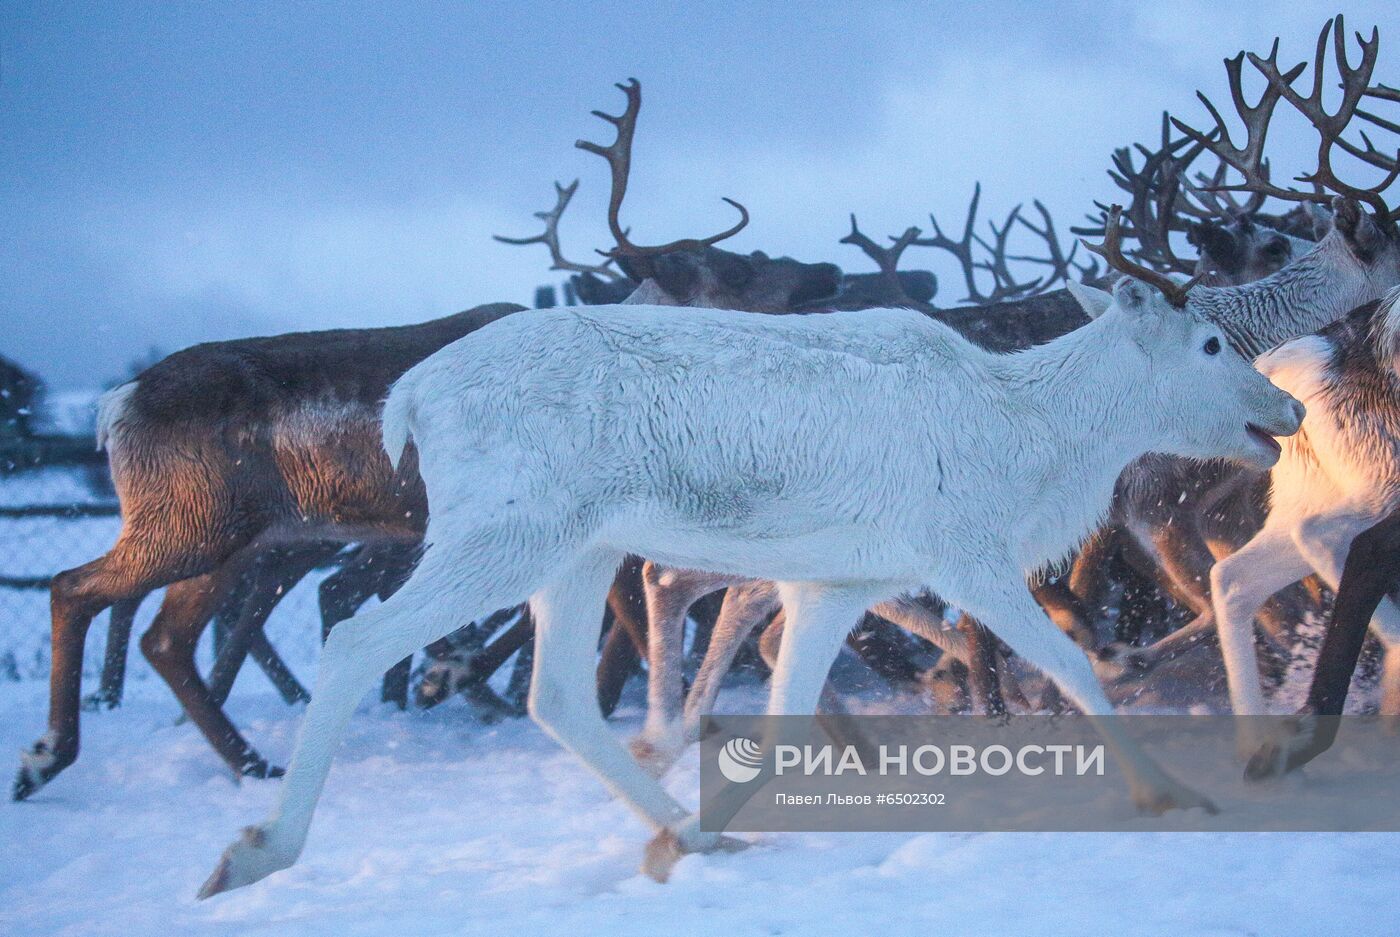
[978,204,1046,299]
[1073,115,1210,274]
[1172,16,1399,227]
[916,185,1056,304]
[1168,41,1303,203]
[1011,200,1100,286]
[1180,163,1269,221]
[1350,81,1400,172]
[839,215,923,305]
[493,180,625,281]
[1083,205,1202,308]
[576,78,750,258]
[916,184,984,302]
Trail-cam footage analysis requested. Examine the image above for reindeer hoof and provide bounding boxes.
[81,691,121,711]
[641,830,684,883]
[12,736,70,801]
[238,758,285,780]
[11,766,43,802]
[641,829,747,883]
[1244,714,1318,781]
[198,825,295,899]
[1244,739,1289,781]
[1132,777,1218,816]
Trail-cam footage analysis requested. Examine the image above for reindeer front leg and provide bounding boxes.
[1248,510,1400,778]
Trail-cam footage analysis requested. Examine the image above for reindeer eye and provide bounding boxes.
[1203,336,1222,356]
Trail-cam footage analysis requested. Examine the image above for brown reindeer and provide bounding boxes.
[14,303,520,799]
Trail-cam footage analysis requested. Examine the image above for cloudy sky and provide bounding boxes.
[2,1,1394,389]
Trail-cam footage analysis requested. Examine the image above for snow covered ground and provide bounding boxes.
[3,662,1399,936]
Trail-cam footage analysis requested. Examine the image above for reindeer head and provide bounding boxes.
[1079,207,1303,469]
[1187,217,1302,285]
[1299,196,1400,292]
[579,80,841,312]
[502,79,842,313]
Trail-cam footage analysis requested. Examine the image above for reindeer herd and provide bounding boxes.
[9,14,1400,897]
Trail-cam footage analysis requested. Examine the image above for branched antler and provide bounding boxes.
[1169,41,1304,201]
[576,78,750,258]
[1343,81,1399,171]
[914,183,985,301]
[493,180,624,281]
[1011,200,1101,285]
[840,215,921,275]
[1181,162,1269,221]
[1073,114,1210,273]
[916,184,1037,303]
[978,206,1044,299]
[1083,205,1203,308]
[839,215,922,304]
[912,187,1090,304]
[1172,16,1399,226]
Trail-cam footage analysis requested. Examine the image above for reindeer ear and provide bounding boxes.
[1333,196,1360,233]
[1333,196,1387,264]
[1111,277,1161,315]
[1067,281,1114,319]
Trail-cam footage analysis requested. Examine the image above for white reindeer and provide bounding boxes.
[630,195,1400,773]
[199,207,1303,892]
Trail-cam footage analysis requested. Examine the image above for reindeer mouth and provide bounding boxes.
[1245,423,1282,456]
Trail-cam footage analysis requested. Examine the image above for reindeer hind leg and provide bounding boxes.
[201,511,579,897]
[140,557,288,779]
[17,532,227,801]
[84,594,148,711]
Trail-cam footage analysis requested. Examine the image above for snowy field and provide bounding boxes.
[3,656,1399,936]
[2,463,1395,935]
[0,471,1395,937]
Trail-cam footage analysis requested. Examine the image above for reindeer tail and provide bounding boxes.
[381,375,418,471]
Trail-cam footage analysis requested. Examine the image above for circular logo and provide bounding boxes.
[717,736,763,783]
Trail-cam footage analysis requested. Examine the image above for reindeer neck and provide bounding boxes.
[1188,244,1374,358]
[988,312,1154,476]
[978,312,1160,567]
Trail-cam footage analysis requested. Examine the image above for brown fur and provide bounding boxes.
[14,303,524,798]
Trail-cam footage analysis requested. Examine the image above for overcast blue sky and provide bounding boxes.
[2,1,1394,389]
